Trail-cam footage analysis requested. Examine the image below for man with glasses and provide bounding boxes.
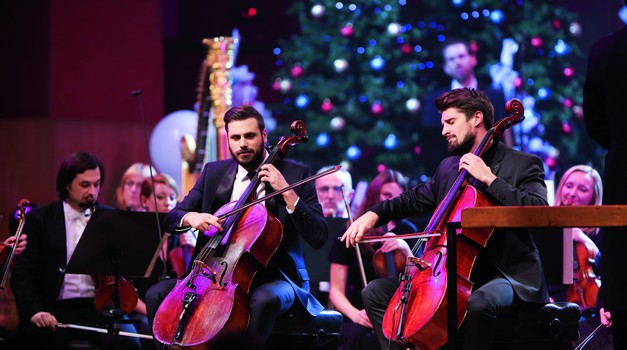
[314,166,354,219]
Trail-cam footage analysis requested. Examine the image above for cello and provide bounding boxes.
[381,99,525,350]
[152,121,308,349]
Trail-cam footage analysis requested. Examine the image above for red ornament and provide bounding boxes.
[291,65,303,78]
[563,98,573,108]
[377,164,387,173]
[371,102,383,115]
[414,146,422,155]
[514,76,523,88]
[562,121,572,134]
[530,37,543,48]
[272,79,281,91]
[552,20,562,30]
[563,67,575,78]
[340,24,354,37]
[545,157,556,169]
[401,44,412,55]
[321,99,333,113]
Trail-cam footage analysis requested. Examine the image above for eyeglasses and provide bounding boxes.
[316,186,343,194]
[124,181,142,189]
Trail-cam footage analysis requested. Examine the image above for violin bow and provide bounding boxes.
[341,186,368,289]
[574,322,605,350]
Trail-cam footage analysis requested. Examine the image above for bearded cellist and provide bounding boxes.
[145,105,328,347]
[341,88,550,350]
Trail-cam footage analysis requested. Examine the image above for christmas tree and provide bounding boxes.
[270,0,603,182]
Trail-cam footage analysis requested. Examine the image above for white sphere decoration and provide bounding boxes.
[311,4,325,17]
[330,116,346,130]
[333,58,349,73]
[405,98,421,113]
[280,79,292,93]
[387,22,401,35]
[149,110,198,190]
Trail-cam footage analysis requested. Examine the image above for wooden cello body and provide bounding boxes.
[381,99,525,350]
[382,187,493,349]
[152,121,308,349]
[152,202,281,348]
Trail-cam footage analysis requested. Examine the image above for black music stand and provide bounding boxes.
[65,208,167,338]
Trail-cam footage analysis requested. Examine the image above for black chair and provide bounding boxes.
[491,301,581,350]
[268,309,342,350]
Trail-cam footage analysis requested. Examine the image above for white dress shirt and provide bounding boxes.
[59,201,96,299]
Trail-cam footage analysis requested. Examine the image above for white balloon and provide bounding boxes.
[149,110,197,192]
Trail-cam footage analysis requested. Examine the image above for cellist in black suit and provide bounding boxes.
[342,88,549,350]
[145,105,328,346]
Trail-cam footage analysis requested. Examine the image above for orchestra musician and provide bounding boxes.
[315,165,354,219]
[553,165,613,349]
[341,88,549,350]
[144,105,328,346]
[328,169,416,350]
[10,152,142,350]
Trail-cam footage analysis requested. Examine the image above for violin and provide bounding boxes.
[167,245,193,278]
[152,121,310,349]
[566,240,600,311]
[94,275,139,314]
[371,224,408,279]
[380,99,525,350]
[0,198,29,289]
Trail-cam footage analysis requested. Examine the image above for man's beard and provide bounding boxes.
[448,132,475,156]
[231,146,265,170]
[78,196,95,211]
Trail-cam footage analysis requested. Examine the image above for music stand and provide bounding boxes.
[65,208,167,338]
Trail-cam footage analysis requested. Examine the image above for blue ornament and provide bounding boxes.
[316,133,329,146]
[384,134,398,149]
[346,145,362,159]
[370,56,385,70]
[295,95,310,108]
[490,9,504,23]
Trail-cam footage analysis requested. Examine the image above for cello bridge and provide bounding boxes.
[407,257,430,271]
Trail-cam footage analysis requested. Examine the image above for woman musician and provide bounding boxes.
[552,165,612,349]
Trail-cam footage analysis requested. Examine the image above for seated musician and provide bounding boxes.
[552,164,613,348]
[341,87,550,350]
[329,168,416,350]
[144,105,328,346]
[10,152,142,350]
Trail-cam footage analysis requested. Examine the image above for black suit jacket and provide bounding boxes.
[164,157,328,316]
[369,142,549,304]
[584,25,627,311]
[11,201,107,323]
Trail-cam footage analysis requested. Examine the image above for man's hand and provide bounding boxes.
[3,234,27,254]
[340,211,379,248]
[183,212,224,233]
[257,164,299,210]
[31,311,58,330]
[459,153,496,186]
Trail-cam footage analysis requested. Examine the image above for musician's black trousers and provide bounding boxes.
[361,276,519,350]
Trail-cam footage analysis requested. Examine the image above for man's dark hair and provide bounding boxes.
[56,152,105,200]
[223,105,265,133]
[435,87,495,129]
[440,37,476,59]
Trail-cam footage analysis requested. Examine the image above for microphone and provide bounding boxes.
[131,89,142,96]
